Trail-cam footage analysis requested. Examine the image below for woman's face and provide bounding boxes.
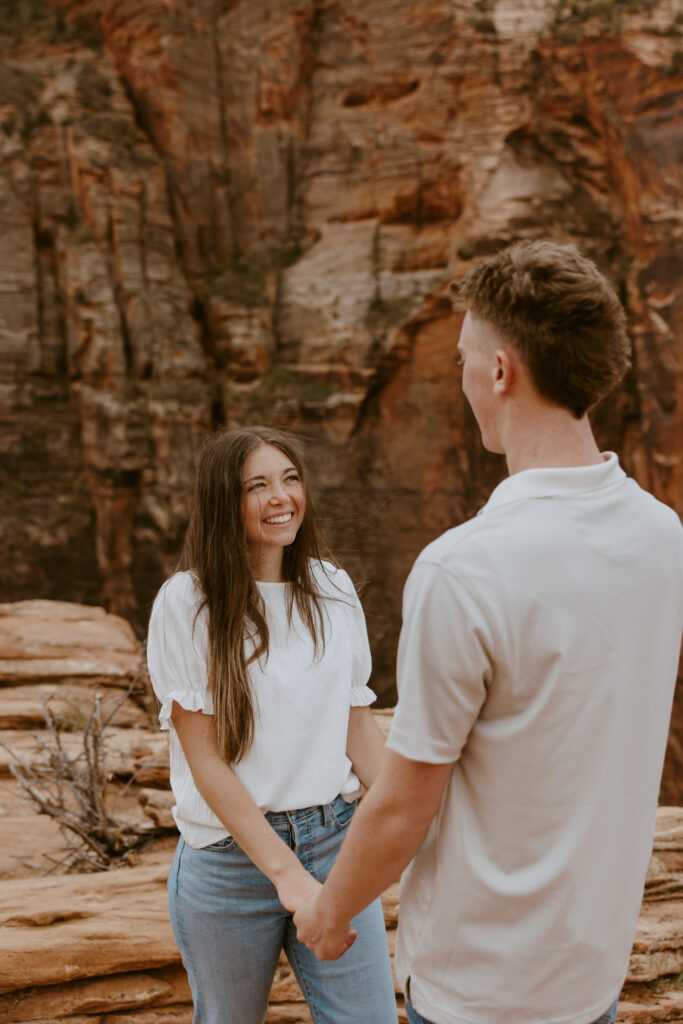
[240,443,306,558]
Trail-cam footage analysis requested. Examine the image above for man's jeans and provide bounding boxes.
[405,995,619,1024]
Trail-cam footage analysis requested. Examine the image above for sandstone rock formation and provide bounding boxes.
[1,792,683,1023]
[0,600,140,686]
[0,856,399,1023]
[0,599,167,877]
[0,598,397,1020]
[1,601,683,1022]
[1,1,681,783]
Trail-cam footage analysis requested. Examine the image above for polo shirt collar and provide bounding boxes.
[481,452,625,515]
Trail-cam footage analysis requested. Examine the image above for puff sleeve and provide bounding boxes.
[146,572,214,731]
[338,569,376,708]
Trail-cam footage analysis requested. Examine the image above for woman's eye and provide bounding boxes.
[286,474,300,483]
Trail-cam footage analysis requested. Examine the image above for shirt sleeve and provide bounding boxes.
[335,567,376,707]
[146,572,214,731]
[387,560,494,763]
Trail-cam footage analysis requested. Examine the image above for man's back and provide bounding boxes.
[293,242,683,1024]
[389,455,683,1024]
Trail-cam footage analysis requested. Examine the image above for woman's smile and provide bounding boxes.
[263,511,295,525]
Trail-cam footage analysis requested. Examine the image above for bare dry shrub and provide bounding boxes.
[1,662,165,872]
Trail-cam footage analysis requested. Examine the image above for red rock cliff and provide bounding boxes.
[1,1,681,789]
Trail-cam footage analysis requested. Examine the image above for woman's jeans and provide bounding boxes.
[168,795,397,1024]
[405,995,619,1024]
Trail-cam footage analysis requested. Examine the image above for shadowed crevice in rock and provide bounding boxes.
[1,0,682,792]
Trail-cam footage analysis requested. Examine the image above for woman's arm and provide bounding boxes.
[345,706,386,789]
[171,702,319,912]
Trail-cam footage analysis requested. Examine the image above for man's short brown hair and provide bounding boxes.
[451,240,631,418]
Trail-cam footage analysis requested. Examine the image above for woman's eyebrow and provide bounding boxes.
[242,465,297,485]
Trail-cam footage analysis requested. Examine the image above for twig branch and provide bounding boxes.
[2,674,166,873]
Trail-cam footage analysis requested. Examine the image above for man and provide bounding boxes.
[294,240,683,1024]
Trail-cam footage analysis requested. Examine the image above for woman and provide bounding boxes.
[147,426,397,1024]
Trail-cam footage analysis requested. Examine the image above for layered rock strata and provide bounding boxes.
[0,599,166,878]
[1,6,681,795]
[1,601,683,1021]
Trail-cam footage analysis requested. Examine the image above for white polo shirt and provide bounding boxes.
[387,453,683,1024]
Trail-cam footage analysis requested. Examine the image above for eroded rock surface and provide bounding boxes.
[0,600,167,878]
[0,601,140,686]
[1,5,681,796]
[1,809,683,1022]
[1,601,683,1021]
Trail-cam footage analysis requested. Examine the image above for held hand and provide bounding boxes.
[293,888,357,961]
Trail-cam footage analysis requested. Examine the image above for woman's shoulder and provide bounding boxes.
[309,559,356,600]
[153,570,204,614]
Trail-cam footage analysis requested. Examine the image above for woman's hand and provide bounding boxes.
[275,863,321,914]
[294,889,357,960]
[171,704,323,901]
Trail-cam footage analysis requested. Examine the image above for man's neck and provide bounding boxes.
[502,406,603,476]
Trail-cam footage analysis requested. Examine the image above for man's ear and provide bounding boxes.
[492,349,514,395]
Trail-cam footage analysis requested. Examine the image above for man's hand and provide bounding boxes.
[293,888,357,960]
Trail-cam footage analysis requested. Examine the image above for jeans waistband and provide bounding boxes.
[264,794,347,827]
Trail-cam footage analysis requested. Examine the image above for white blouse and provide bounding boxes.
[146,561,376,848]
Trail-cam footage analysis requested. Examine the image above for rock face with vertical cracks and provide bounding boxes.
[0,2,681,792]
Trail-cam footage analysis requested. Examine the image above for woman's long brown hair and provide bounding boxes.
[177,426,334,764]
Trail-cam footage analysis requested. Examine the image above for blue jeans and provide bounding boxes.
[168,795,397,1024]
[406,995,619,1024]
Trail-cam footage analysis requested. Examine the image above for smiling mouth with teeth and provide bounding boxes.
[263,512,295,525]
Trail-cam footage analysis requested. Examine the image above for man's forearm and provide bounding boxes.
[318,768,435,924]
[294,751,453,958]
